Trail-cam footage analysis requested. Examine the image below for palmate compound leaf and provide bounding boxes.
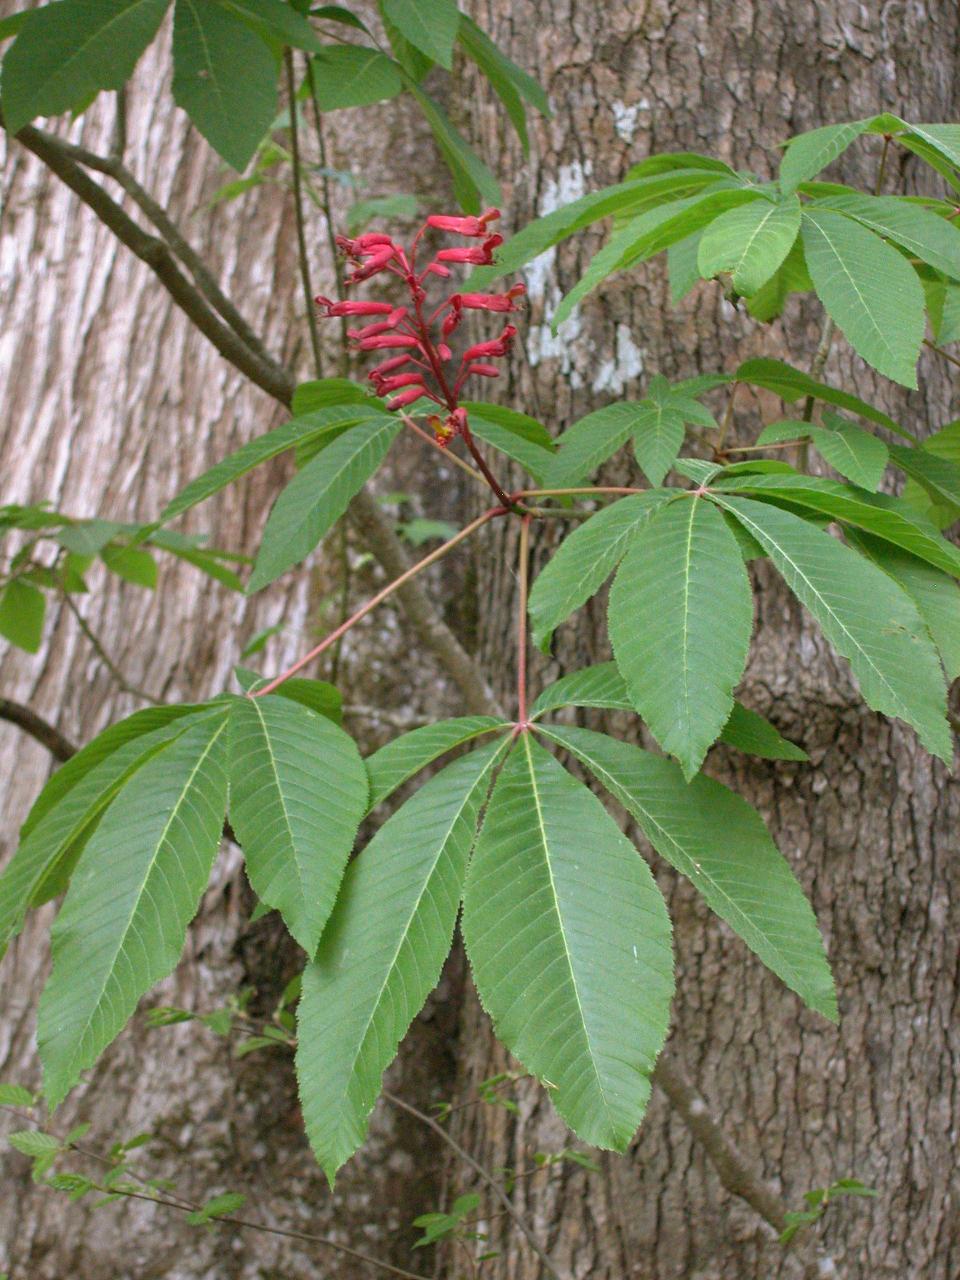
[712,496,952,762]
[248,415,402,592]
[538,725,837,1021]
[462,734,674,1150]
[0,706,220,960]
[38,712,230,1106]
[527,491,673,651]
[529,663,808,762]
[227,695,368,956]
[297,737,510,1184]
[608,496,754,779]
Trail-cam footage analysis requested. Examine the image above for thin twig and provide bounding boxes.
[401,413,486,483]
[305,56,350,372]
[0,699,76,761]
[251,508,507,697]
[61,591,161,704]
[382,1091,566,1280]
[285,50,324,375]
[516,515,532,724]
[923,337,960,372]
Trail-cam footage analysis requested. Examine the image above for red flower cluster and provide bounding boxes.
[316,209,524,444]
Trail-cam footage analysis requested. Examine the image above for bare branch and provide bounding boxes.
[0,699,76,762]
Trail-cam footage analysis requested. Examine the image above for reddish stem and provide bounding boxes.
[251,508,507,697]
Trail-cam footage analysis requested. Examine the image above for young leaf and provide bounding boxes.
[0,580,45,653]
[364,717,507,813]
[714,496,951,761]
[462,402,556,482]
[540,725,836,1020]
[608,497,754,778]
[456,15,549,153]
[1,0,170,135]
[38,713,230,1106]
[228,695,367,955]
[297,740,507,1184]
[462,735,674,1150]
[100,544,157,589]
[404,80,500,213]
[552,187,766,330]
[309,45,402,110]
[809,415,888,492]
[844,531,960,682]
[734,357,907,437]
[713,473,960,577]
[380,0,459,70]
[248,416,402,592]
[160,406,383,525]
[719,703,808,761]
[696,195,801,295]
[527,491,673,650]
[172,0,278,171]
[800,207,925,388]
[779,119,875,196]
[542,403,642,488]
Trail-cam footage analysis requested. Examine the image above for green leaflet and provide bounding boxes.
[234,668,342,723]
[714,495,951,761]
[539,725,836,1021]
[0,580,45,652]
[227,696,367,955]
[734,357,908,438]
[844,531,960,683]
[172,0,278,171]
[38,713,230,1106]
[462,735,673,1150]
[897,422,960,529]
[632,377,717,485]
[779,119,877,196]
[310,46,402,110]
[609,496,754,778]
[221,0,324,52]
[465,169,736,290]
[800,207,925,388]
[552,186,766,330]
[531,663,807,761]
[463,403,556,482]
[248,416,402,592]
[811,194,960,282]
[297,739,508,1184]
[160,407,384,528]
[1,0,170,135]
[528,491,673,651]
[404,80,500,214]
[889,442,960,522]
[364,717,507,813]
[0,709,219,960]
[456,15,549,153]
[810,416,888,492]
[380,0,458,69]
[712,473,960,577]
[542,403,641,488]
[719,703,808,762]
[697,195,801,295]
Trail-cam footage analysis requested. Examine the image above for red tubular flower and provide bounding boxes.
[318,210,519,428]
[315,297,394,317]
[386,387,428,410]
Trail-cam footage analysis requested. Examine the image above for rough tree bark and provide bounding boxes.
[1,4,958,1280]
[444,3,960,1280]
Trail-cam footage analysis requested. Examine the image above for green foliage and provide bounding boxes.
[380,0,459,70]
[298,740,509,1183]
[309,45,402,110]
[227,695,367,954]
[363,716,507,812]
[463,735,674,1149]
[780,1177,877,1245]
[248,415,402,591]
[697,194,801,295]
[608,496,754,778]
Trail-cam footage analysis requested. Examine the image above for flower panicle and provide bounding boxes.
[315,209,524,437]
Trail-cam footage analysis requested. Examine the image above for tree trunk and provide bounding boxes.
[444,3,960,1279]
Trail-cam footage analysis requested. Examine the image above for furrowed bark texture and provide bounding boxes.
[444,3,960,1279]
[0,12,471,1278]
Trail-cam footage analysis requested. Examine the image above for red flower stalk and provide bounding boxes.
[316,209,522,452]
